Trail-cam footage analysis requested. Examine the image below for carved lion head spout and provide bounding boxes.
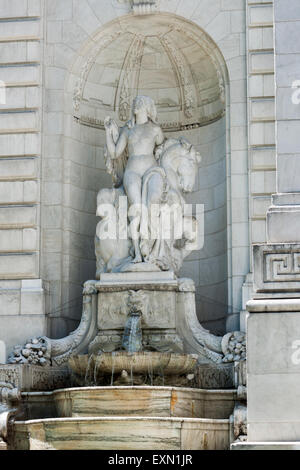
[128,290,148,315]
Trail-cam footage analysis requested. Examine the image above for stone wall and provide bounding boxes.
[0,0,47,355]
[179,118,227,333]
[0,0,276,355]
[246,0,276,249]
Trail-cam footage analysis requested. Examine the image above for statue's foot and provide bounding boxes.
[132,254,143,263]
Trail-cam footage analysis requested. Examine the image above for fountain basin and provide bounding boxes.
[53,386,236,419]
[10,416,230,450]
[10,386,236,450]
[69,352,198,381]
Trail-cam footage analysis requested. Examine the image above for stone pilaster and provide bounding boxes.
[246,0,300,445]
[267,1,300,242]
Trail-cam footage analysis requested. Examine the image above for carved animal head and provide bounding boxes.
[160,137,201,193]
[128,290,147,315]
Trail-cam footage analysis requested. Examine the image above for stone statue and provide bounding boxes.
[95,95,202,276]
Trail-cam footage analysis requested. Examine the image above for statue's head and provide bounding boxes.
[130,95,158,126]
[177,139,201,193]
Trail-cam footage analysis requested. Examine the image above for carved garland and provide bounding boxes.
[159,34,196,119]
[117,35,145,122]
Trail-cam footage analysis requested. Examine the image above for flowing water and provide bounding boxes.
[122,313,142,353]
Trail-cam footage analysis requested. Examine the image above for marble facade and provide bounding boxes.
[0,0,300,450]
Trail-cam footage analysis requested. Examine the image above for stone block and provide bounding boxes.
[0,157,37,181]
[253,243,300,292]
[276,21,300,54]
[249,51,274,74]
[0,0,27,18]
[251,219,266,244]
[250,169,276,194]
[250,122,275,146]
[72,0,100,36]
[0,65,39,84]
[28,0,41,17]
[0,364,70,391]
[97,289,177,330]
[267,209,300,243]
[249,4,273,26]
[47,21,63,43]
[276,53,300,88]
[0,287,20,316]
[250,147,276,171]
[20,279,45,316]
[277,154,300,193]
[46,0,73,21]
[274,0,300,22]
[0,315,46,356]
[196,363,234,389]
[0,253,39,279]
[246,296,300,441]
[0,18,40,39]
[250,99,275,121]
[0,340,6,364]
[0,111,37,131]
[251,196,271,219]
[277,87,300,121]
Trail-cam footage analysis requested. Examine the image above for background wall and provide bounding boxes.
[0,0,46,353]
[0,0,259,353]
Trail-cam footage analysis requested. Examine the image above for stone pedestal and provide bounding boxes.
[247,243,300,443]
[90,272,184,355]
[88,273,224,364]
[247,298,300,442]
[242,0,300,450]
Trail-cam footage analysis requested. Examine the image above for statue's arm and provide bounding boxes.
[156,126,164,146]
[115,127,128,159]
[105,119,128,160]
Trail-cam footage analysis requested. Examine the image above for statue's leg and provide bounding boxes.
[143,173,164,257]
[123,170,143,263]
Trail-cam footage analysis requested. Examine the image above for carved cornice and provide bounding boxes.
[77,108,225,132]
[118,0,158,14]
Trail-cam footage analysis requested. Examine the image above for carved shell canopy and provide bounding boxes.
[74,15,226,131]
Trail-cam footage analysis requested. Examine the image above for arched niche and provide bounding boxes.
[64,13,230,334]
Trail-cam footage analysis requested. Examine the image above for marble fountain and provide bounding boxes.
[0,96,246,450]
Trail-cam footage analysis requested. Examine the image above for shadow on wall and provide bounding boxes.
[0,340,6,364]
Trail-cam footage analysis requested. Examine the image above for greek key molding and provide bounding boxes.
[253,244,300,293]
[265,252,300,282]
